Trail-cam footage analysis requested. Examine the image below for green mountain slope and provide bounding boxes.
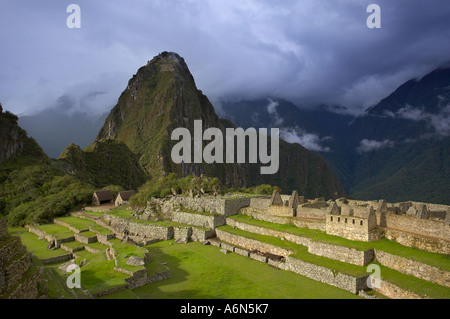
[0,104,95,225]
[95,52,344,199]
[58,139,146,190]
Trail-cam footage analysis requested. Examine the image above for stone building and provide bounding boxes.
[115,190,136,207]
[325,202,379,242]
[92,190,114,206]
[268,190,300,217]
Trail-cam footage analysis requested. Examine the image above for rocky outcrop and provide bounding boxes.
[0,219,47,299]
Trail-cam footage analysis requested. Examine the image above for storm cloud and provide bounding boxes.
[1,0,450,116]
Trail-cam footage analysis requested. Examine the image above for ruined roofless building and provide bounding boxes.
[268,190,300,217]
[326,201,379,242]
[92,190,114,206]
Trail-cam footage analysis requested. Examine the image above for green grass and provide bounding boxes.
[33,223,74,240]
[81,210,105,218]
[229,214,450,271]
[109,238,148,272]
[90,225,113,236]
[109,240,361,299]
[218,225,368,277]
[8,227,70,259]
[59,250,130,295]
[55,216,96,231]
[62,241,85,249]
[376,263,450,299]
[86,241,109,252]
[77,231,98,238]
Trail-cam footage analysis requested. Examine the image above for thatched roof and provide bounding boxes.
[117,190,136,201]
[93,190,113,201]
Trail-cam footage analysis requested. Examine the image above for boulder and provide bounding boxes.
[58,259,76,273]
[126,256,145,266]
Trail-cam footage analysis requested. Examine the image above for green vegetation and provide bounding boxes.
[217,225,368,277]
[55,216,96,230]
[106,208,192,228]
[58,139,147,190]
[8,227,69,259]
[375,263,450,299]
[130,173,221,206]
[0,163,95,226]
[115,240,360,299]
[228,214,450,271]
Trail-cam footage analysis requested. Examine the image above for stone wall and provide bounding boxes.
[215,229,294,257]
[174,227,192,243]
[74,233,98,245]
[307,241,374,266]
[27,226,75,248]
[6,266,45,299]
[249,197,271,210]
[271,257,368,294]
[384,228,449,255]
[191,227,215,242]
[268,205,295,217]
[53,219,87,234]
[225,218,311,247]
[0,236,26,267]
[40,254,73,265]
[0,226,46,299]
[241,207,290,224]
[296,207,327,220]
[374,250,450,288]
[103,214,173,241]
[3,252,33,291]
[171,210,224,229]
[165,196,250,217]
[0,219,7,237]
[384,212,450,240]
[291,219,326,231]
[374,279,426,299]
[325,214,376,242]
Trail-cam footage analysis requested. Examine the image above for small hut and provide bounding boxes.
[115,190,136,207]
[92,190,114,206]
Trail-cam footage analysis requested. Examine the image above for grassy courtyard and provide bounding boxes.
[103,240,361,299]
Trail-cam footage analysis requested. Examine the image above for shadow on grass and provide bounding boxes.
[128,243,207,299]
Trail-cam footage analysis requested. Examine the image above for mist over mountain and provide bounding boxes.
[93,52,344,198]
[223,66,450,204]
[19,107,108,159]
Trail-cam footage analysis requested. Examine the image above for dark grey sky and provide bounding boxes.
[1,0,450,116]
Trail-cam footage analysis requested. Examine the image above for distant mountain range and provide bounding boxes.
[222,66,450,204]
[17,55,450,204]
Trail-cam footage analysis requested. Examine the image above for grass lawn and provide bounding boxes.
[229,214,450,271]
[376,263,450,299]
[77,231,98,238]
[109,238,149,272]
[218,225,368,277]
[62,251,130,295]
[90,225,113,235]
[8,227,70,259]
[55,216,97,231]
[33,223,74,240]
[117,240,361,299]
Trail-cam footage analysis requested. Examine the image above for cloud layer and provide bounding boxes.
[1,0,450,116]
